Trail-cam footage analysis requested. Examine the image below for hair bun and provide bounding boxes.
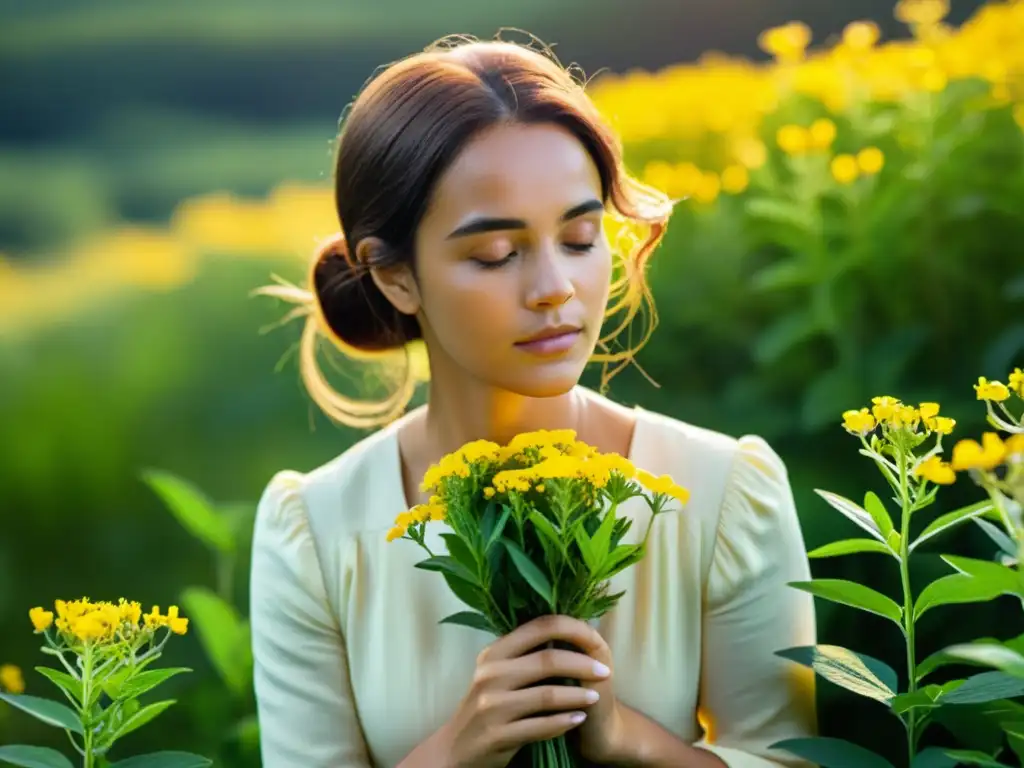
[311,233,421,353]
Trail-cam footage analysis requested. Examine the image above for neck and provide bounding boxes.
[423,375,585,460]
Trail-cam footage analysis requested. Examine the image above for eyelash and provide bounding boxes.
[473,242,596,269]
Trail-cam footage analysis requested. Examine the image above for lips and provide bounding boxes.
[514,326,583,356]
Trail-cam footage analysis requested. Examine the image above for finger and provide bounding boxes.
[485,648,610,690]
[486,615,606,661]
[492,710,587,751]
[498,684,600,721]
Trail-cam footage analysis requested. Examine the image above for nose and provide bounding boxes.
[524,248,575,310]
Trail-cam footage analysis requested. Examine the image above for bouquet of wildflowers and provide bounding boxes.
[387,429,689,767]
[0,598,211,768]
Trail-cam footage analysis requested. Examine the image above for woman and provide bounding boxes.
[249,35,817,768]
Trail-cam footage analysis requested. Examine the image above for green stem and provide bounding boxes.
[81,644,94,768]
[897,453,917,766]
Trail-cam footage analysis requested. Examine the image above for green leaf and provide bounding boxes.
[502,539,555,608]
[485,505,512,552]
[814,490,885,542]
[808,539,894,559]
[914,574,1010,620]
[572,525,600,574]
[973,518,1018,558]
[943,750,1014,768]
[440,533,480,576]
[108,753,212,768]
[439,611,499,635]
[775,645,896,703]
[599,544,644,580]
[529,511,567,559]
[769,737,894,768]
[107,699,176,742]
[918,638,1017,681]
[117,668,191,701]
[910,501,994,552]
[942,671,1024,705]
[0,694,82,734]
[788,579,902,624]
[32,668,82,704]
[480,500,498,546]
[910,748,958,768]
[944,555,1019,586]
[180,587,249,696]
[863,492,895,540]
[890,681,963,715]
[745,197,816,233]
[442,571,489,614]
[589,508,619,567]
[749,259,814,293]
[414,555,477,585]
[941,643,1024,678]
[0,746,75,768]
[141,469,234,553]
[753,309,821,365]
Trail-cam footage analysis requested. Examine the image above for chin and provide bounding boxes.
[494,363,586,400]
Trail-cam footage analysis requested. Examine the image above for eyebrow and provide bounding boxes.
[445,198,604,239]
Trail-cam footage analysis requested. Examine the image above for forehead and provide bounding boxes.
[424,122,603,227]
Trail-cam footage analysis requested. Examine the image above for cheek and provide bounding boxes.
[576,247,613,310]
[420,267,518,345]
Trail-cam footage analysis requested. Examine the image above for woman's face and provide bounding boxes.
[411,122,612,399]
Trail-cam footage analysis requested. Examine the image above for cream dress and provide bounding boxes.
[249,399,818,767]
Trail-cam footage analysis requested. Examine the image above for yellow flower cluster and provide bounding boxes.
[388,429,690,542]
[976,369,1024,401]
[30,598,188,645]
[0,664,25,695]
[842,397,955,436]
[915,455,957,485]
[951,432,1024,472]
[589,0,1024,199]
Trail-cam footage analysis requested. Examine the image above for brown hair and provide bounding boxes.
[257,34,673,428]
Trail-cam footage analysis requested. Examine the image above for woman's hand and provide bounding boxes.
[400,614,612,768]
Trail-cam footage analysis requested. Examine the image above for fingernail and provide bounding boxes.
[570,711,587,724]
[584,688,600,703]
[593,661,611,677]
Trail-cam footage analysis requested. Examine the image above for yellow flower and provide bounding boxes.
[1006,434,1024,457]
[734,138,767,170]
[933,417,956,435]
[809,118,837,150]
[831,154,860,184]
[483,487,496,499]
[758,22,813,63]
[1009,368,1024,398]
[857,147,885,175]
[117,599,142,626]
[165,606,189,635]
[777,124,810,156]
[693,172,721,204]
[842,408,876,435]
[0,665,25,695]
[144,605,164,630]
[951,433,1007,471]
[721,165,750,194]
[919,403,940,420]
[842,21,881,51]
[891,404,921,430]
[914,456,957,485]
[535,484,545,493]
[29,607,54,632]
[895,0,950,27]
[636,470,690,504]
[871,396,902,422]
[974,377,1011,402]
[386,525,406,542]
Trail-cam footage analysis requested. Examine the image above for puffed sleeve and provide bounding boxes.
[695,436,818,768]
[249,471,372,767]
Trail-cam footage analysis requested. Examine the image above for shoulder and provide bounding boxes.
[256,420,402,540]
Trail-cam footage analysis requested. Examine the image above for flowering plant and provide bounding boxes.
[772,368,1024,768]
[387,428,689,767]
[0,598,211,768]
